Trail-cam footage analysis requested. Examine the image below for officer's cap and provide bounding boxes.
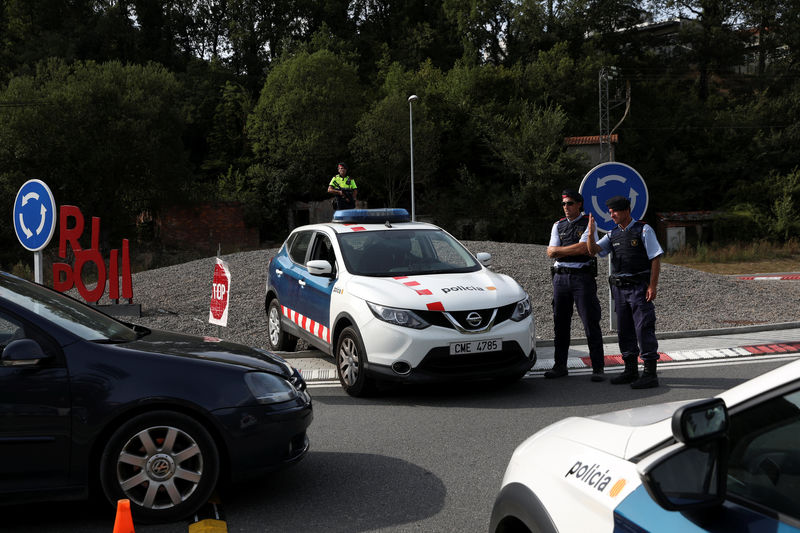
[561,189,583,203]
[337,162,348,170]
[606,195,631,211]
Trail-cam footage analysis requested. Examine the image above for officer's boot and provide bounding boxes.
[631,360,659,389]
[544,364,568,379]
[610,357,639,384]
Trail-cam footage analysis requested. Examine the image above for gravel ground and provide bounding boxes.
[98,242,800,351]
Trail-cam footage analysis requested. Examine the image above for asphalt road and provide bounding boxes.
[4,357,798,533]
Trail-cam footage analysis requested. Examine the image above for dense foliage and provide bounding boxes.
[1,0,799,268]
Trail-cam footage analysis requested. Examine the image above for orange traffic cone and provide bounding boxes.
[112,499,135,533]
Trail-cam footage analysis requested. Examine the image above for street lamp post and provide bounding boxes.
[408,94,418,221]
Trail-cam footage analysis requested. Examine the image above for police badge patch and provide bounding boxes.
[630,239,640,247]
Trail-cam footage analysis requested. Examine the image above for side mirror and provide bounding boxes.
[672,398,728,444]
[307,260,333,277]
[637,398,729,511]
[1,339,50,367]
[476,252,492,266]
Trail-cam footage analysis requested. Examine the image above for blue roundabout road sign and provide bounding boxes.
[13,179,57,252]
[579,162,648,233]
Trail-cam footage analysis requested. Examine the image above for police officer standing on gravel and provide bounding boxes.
[588,196,664,389]
[328,162,358,210]
[546,189,605,381]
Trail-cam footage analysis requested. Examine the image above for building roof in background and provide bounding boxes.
[564,134,618,146]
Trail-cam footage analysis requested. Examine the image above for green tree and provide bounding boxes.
[0,59,189,252]
[350,92,439,208]
[769,168,800,241]
[246,48,364,228]
[204,81,254,180]
[0,0,100,79]
[443,0,516,65]
[663,0,745,101]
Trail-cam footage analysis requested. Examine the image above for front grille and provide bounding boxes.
[417,301,518,331]
[416,341,526,374]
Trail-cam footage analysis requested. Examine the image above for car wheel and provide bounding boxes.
[99,411,219,524]
[335,326,374,397]
[267,298,298,352]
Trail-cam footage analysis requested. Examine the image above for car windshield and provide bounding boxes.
[0,273,138,342]
[337,229,481,276]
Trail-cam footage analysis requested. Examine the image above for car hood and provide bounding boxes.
[345,269,525,311]
[519,400,692,461]
[118,328,292,377]
[531,359,800,461]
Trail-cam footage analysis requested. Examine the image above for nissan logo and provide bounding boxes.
[466,312,482,327]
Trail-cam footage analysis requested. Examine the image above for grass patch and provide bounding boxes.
[664,239,800,274]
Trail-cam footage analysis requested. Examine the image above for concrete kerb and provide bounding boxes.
[535,321,800,347]
[279,322,800,383]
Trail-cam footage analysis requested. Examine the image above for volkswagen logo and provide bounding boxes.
[466,312,482,327]
[152,459,171,476]
[147,454,175,480]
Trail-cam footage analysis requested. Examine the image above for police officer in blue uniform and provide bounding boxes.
[588,196,664,389]
[545,189,605,381]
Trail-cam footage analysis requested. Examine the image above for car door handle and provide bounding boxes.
[298,280,306,288]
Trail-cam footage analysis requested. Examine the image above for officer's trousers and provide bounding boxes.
[611,284,659,361]
[552,272,604,370]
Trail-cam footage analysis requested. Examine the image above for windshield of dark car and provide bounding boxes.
[337,228,481,276]
[0,274,138,342]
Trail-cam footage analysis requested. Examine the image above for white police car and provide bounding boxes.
[490,358,800,532]
[265,209,536,396]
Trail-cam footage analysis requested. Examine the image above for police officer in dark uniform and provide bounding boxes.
[587,196,664,389]
[545,189,605,381]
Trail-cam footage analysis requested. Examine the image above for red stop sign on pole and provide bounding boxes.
[209,258,230,326]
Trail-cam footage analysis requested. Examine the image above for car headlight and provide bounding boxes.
[510,295,532,322]
[245,372,299,404]
[367,301,430,329]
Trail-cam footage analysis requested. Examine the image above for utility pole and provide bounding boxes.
[598,66,630,163]
[598,66,631,331]
[599,66,612,162]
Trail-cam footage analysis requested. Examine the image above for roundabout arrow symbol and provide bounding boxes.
[597,174,626,187]
[22,192,39,205]
[629,188,639,213]
[18,213,33,238]
[36,204,47,235]
[592,196,612,222]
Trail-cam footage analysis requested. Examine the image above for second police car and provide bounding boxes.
[265,209,536,396]
[490,358,800,532]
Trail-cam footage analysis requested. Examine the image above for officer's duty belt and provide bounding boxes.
[608,275,649,287]
[552,266,592,275]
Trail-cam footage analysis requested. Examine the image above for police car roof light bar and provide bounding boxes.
[333,208,411,224]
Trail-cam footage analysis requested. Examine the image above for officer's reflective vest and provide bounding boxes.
[330,175,356,190]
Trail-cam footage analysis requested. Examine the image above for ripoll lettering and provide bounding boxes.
[565,461,612,492]
[441,285,484,294]
[52,205,133,303]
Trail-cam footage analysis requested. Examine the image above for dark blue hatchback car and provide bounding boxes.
[0,271,312,523]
